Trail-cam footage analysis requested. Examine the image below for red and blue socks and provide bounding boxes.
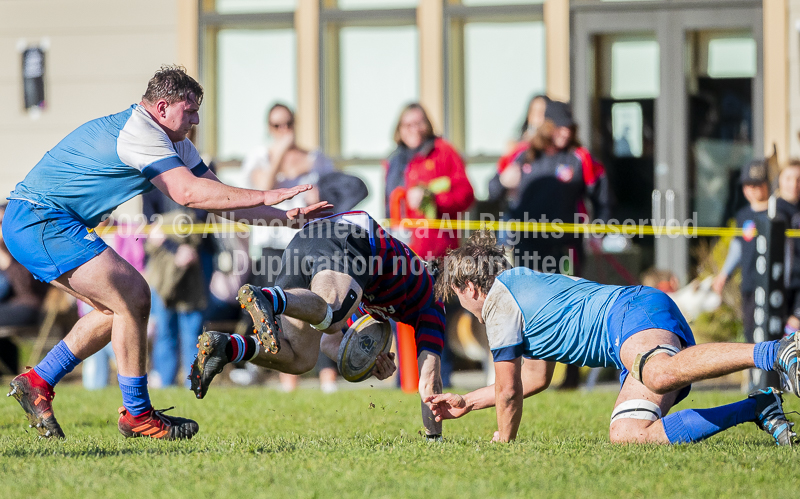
[225,334,260,363]
[260,286,287,315]
[34,340,81,387]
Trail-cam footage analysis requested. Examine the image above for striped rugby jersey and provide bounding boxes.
[320,211,446,355]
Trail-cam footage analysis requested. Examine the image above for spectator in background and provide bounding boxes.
[241,103,333,285]
[714,160,800,345]
[0,203,49,374]
[240,103,349,393]
[143,190,209,388]
[714,160,797,391]
[385,103,475,259]
[496,94,551,175]
[779,159,800,208]
[488,101,610,389]
[385,103,475,387]
[143,139,247,389]
[489,101,610,275]
[781,160,800,338]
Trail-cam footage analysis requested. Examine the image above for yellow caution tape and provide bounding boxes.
[91,218,800,238]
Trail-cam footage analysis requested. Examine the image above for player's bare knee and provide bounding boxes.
[631,344,681,393]
[645,368,679,394]
[127,283,151,319]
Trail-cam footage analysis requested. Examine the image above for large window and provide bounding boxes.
[320,5,418,218]
[216,29,297,161]
[200,1,551,211]
[214,0,297,14]
[463,21,545,157]
[337,0,418,9]
[446,2,546,199]
[339,26,418,159]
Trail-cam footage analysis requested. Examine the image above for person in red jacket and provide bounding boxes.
[385,103,475,261]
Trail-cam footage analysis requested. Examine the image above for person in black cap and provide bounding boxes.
[714,159,798,389]
[488,100,611,389]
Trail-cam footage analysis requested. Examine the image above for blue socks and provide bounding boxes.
[753,340,778,371]
[118,374,151,416]
[34,340,81,387]
[35,340,152,417]
[662,398,756,444]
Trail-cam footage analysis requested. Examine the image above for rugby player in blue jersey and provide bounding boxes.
[426,231,799,445]
[3,66,331,440]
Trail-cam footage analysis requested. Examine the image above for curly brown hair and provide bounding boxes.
[142,65,204,106]
[435,230,512,301]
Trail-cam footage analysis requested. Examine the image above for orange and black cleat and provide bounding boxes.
[118,406,199,440]
[7,370,65,439]
[189,330,230,399]
[237,284,282,354]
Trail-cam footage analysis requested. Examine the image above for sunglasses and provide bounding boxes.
[269,121,294,130]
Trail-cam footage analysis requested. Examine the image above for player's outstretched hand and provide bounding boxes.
[371,352,396,380]
[424,393,471,422]
[285,201,335,228]
[263,184,313,206]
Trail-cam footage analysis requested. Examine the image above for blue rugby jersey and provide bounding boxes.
[9,104,208,227]
[484,267,624,367]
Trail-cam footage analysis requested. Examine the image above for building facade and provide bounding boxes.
[1,0,798,281]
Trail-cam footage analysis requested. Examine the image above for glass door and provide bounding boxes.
[572,1,762,284]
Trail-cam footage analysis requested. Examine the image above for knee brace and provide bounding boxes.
[632,344,681,383]
[610,399,662,426]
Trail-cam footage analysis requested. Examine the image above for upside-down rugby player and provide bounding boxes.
[191,211,447,439]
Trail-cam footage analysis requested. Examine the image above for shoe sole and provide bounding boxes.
[237,285,281,354]
[7,380,64,439]
[190,330,227,399]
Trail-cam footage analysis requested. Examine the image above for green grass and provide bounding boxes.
[0,384,798,498]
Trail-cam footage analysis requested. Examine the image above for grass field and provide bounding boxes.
[1,383,798,498]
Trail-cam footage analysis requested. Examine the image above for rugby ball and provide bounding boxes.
[337,314,393,382]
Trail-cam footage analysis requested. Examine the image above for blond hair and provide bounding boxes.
[435,230,511,301]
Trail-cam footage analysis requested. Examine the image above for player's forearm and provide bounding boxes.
[181,177,265,211]
[418,351,443,435]
[211,205,290,226]
[462,385,499,411]
[495,384,523,442]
